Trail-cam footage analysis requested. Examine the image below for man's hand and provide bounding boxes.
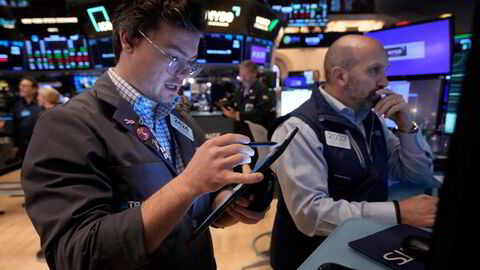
[374,89,412,131]
[213,189,269,227]
[222,106,238,120]
[227,194,269,224]
[399,194,438,227]
[180,133,263,197]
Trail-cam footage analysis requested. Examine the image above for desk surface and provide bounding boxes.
[298,219,394,270]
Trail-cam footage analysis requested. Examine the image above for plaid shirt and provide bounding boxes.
[108,68,185,174]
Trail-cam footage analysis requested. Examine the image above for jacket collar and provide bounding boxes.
[90,72,195,175]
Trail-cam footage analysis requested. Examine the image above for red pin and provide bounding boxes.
[136,127,150,141]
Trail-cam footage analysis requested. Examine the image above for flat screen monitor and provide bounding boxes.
[385,79,442,130]
[272,0,328,27]
[281,89,312,116]
[0,40,26,71]
[196,33,244,64]
[25,34,90,71]
[88,36,115,69]
[444,34,472,134]
[244,36,273,66]
[365,18,452,77]
[73,75,97,93]
[284,70,315,88]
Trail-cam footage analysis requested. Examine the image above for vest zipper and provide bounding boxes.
[345,129,366,169]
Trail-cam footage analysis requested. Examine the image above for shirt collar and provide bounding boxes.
[319,86,370,124]
[108,68,180,119]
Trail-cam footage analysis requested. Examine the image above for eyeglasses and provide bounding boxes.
[138,30,203,78]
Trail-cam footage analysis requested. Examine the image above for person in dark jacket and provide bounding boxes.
[21,1,269,269]
[12,77,42,160]
[269,35,439,269]
[223,60,276,131]
[223,60,276,168]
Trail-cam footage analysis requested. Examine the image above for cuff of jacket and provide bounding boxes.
[98,206,150,269]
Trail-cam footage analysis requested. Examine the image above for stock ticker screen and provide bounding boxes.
[272,0,328,27]
[0,40,26,71]
[25,34,90,71]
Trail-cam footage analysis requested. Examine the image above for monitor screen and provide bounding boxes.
[244,36,273,66]
[385,79,442,130]
[25,34,90,71]
[281,89,312,116]
[365,18,452,77]
[284,70,315,88]
[0,40,26,71]
[272,0,328,27]
[73,75,97,93]
[444,34,472,134]
[197,33,244,64]
[88,36,115,69]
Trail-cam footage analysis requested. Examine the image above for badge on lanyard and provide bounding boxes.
[136,126,151,141]
[170,114,194,141]
[324,131,351,149]
[245,103,254,112]
[21,110,31,117]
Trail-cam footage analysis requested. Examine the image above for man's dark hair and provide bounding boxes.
[21,76,38,88]
[112,0,207,62]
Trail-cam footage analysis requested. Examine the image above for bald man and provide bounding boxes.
[268,35,438,269]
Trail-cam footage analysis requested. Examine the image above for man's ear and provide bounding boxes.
[331,67,349,87]
[119,29,134,54]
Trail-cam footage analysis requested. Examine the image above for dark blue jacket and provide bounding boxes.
[269,89,389,269]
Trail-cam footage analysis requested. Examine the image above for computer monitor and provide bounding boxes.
[244,36,274,66]
[281,89,312,116]
[284,70,315,88]
[73,75,98,93]
[272,0,328,27]
[0,40,26,71]
[443,34,472,134]
[385,79,443,130]
[196,33,244,64]
[88,36,115,69]
[365,18,452,77]
[25,34,90,71]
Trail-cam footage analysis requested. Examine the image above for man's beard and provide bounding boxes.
[345,78,382,111]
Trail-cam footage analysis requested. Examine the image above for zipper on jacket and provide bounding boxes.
[345,129,366,169]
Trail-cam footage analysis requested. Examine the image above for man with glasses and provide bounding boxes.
[21,1,268,269]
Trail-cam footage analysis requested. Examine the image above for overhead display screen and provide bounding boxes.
[197,33,244,64]
[365,19,452,77]
[272,1,328,27]
[25,34,90,71]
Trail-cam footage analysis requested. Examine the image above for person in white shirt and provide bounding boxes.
[269,35,439,269]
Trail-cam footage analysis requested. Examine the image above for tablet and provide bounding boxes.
[188,127,299,244]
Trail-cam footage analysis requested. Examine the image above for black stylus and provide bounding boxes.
[244,142,278,148]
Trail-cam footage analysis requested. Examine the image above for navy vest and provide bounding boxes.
[269,89,389,269]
